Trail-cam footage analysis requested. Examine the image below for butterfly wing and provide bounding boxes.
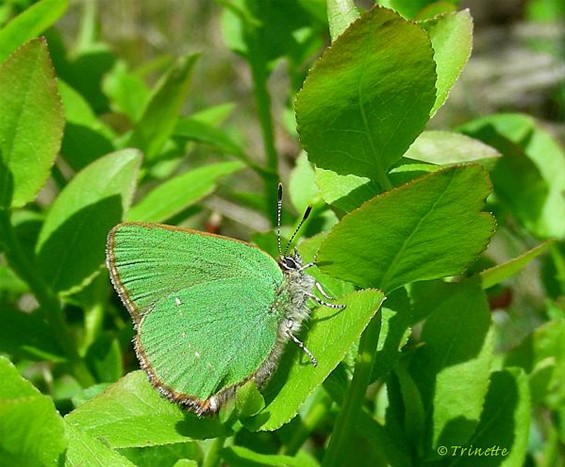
[106,223,284,404]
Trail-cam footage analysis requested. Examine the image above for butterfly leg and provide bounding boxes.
[306,291,345,310]
[286,328,317,367]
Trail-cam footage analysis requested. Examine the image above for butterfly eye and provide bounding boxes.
[281,257,298,270]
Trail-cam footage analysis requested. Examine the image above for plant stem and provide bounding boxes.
[322,312,382,466]
[0,209,95,386]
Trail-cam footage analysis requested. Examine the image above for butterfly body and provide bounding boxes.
[106,222,317,415]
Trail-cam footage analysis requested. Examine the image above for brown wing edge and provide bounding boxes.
[134,313,291,417]
[106,224,144,325]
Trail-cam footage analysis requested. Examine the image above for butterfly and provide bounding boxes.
[106,184,342,416]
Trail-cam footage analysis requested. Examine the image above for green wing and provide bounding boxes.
[106,222,284,400]
[137,277,280,400]
[107,222,283,322]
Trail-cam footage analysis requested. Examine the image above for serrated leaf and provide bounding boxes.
[247,289,384,431]
[317,165,496,292]
[0,356,67,466]
[0,38,64,208]
[126,55,199,162]
[419,10,473,115]
[408,281,494,451]
[128,161,244,222]
[65,371,229,448]
[327,0,360,40]
[296,6,436,182]
[36,149,142,295]
[0,0,68,63]
[65,422,135,467]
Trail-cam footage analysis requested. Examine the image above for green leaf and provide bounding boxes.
[296,6,436,182]
[504,318,564,408]
[128,161,244,222]
[327,0,360,40]
[0,38,64,208]
[65,422,136,467]
[317,165,496,292]
[408,281,494,452]
[419,10,473,116]
[65,371,229,448]
[480,240,554,289]
[402,130,500,169]
[460,113,565,239]
[0,0,69,63]
[58,79,116,170]
[0,307,65,361]
[36,149,142,295]
[103,60,150,122]
[314,167,378,213]
[247,289,385,431]
[118,442,202,467]
[173,117,246,159]
[126,55,199,162]
[372,288,412,381]
[222,445,319,467]
[457,369,530,467]
[0,356,67,466]
[378,0,457,19]
[288,152,319,213]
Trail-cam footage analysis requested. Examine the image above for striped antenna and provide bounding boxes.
[276,183,283,255]
[284,205,312,256]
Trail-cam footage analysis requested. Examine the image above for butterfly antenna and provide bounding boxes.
[283,205,312,256]
[277,183,283,255]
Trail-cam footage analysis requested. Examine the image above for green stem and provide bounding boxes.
[0,209,95,386]
[322,313,382,466]
[203,435,226,467]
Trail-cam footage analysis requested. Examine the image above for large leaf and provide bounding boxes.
[126,55,199,162]
[0,38,64,208]
[36,149,141,295]
[65,371,229,448]
[247,289,385,431]
[408,281,494,452]
[0,356,67,466]
[296,6,436,182]
[0,0,68,63]
[317,165,495,292]
[128,161,244,222]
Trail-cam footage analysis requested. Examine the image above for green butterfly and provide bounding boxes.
[106,184,342,415]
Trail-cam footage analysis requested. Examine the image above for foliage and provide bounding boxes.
[0,0,563,466]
